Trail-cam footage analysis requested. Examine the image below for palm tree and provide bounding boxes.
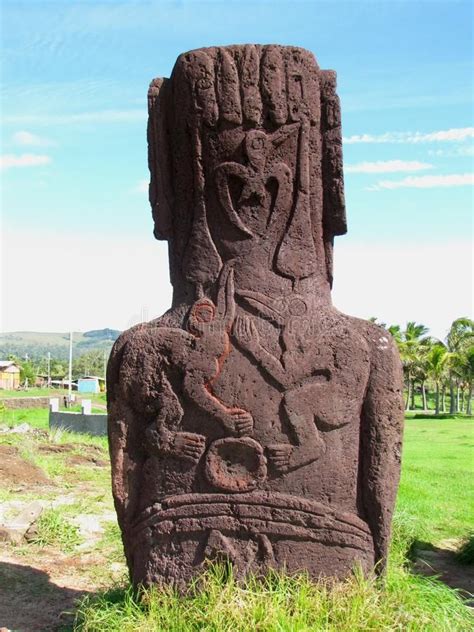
[398,322,430,411]
[415,345,433,411]
[426,344,448,415]
[463,346,474,416]
[445,318,474,414]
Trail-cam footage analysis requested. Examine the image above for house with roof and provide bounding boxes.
[77,375,105,394]
[0,361,21,390]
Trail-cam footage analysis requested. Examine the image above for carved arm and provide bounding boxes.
[359,330,404,573]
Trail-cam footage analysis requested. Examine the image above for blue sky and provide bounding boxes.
[1,0,472,337]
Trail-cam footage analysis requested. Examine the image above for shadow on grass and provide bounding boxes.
[0,560,91,632]
[409,539,474,605]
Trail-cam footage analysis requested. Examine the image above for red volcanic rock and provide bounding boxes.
[107,45,404,589]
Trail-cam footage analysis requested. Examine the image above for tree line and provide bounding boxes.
[7,349,108,385]
[370,317,474,416]
[5,318,474,417]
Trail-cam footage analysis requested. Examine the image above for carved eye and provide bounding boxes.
[251,137,264,150]
[196,76,212,90]
[193,303,215,323]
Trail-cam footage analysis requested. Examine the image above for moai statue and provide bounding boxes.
[107,45,404,588]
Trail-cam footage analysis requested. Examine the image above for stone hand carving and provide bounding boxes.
[232,313,327,473]
[182,264,255,437]
[108,45,405,590]
[144,372,206,464]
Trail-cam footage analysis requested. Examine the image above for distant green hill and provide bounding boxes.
[0,329,121,361]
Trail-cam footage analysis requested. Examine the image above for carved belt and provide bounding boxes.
[130,492,372,553]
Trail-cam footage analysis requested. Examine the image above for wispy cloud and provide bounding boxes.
[13,130,56,147]
[3,110,147,126]
[344,127,474,144]
[1,154,52,169]
[133,179,149,194]
[346,160,433,174]
[428,146,474,158]
[367,173,474,191]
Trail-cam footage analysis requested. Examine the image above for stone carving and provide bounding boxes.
[108,45,404,589]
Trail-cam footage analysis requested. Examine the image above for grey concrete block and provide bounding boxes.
[49,411,107,436]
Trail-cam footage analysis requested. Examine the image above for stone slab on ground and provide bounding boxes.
[0,501,44,545]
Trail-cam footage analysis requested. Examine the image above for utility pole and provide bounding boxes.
[24,353,29,390]
[68,331,73,403]
[47,352,51,387]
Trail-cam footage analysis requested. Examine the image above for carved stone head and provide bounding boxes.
[148,45,346,302]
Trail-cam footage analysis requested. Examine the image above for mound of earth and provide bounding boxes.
[67,454,108,467]
[37,443,109,467]
[0,445,50,488]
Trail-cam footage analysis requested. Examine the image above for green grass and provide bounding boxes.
[397,417,474,543]
[0,406,50,429]
[0,387,65,398]
[72,415,473,631]
[74,562,473,632]
[0,388,107,406]
[29,508,83,552]
[0,408,471,630]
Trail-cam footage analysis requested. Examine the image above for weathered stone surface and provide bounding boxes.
[0,501,44,544]
[107,45,404,589]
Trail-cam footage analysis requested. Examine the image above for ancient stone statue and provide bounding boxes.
[107,45,404,588]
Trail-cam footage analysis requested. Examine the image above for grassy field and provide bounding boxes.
[398,415,474,543]
[0,411,472,631]
[0,388,107,405]
[0,387,63,398]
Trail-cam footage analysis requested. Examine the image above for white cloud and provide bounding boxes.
[1,230,470,343]
[0,154,52,169]
[418,128,474,142]
[3,109,147,125]
[346,160,433,174]
[367,173,474,191]
[428,146,474,158]
[343,127,474,144]
[333,240,472,341]
[1,230,171,332]
[12,130,56,147]
[133,179,149,194]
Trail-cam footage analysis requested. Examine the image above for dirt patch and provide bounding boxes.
[67,454,108,467]
[38,443,104,455]
[37,444,75,454]
[0,546,125,631]
[37,443,109,467]
[414,540,474,604]
[0,553,92,631]
[0,445,50,488]
[0,419,121,630]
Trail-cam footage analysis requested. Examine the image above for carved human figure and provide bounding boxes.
[108,45,404,589]
[118,264,253,459]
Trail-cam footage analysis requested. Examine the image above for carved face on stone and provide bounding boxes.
[188,299,216,336]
